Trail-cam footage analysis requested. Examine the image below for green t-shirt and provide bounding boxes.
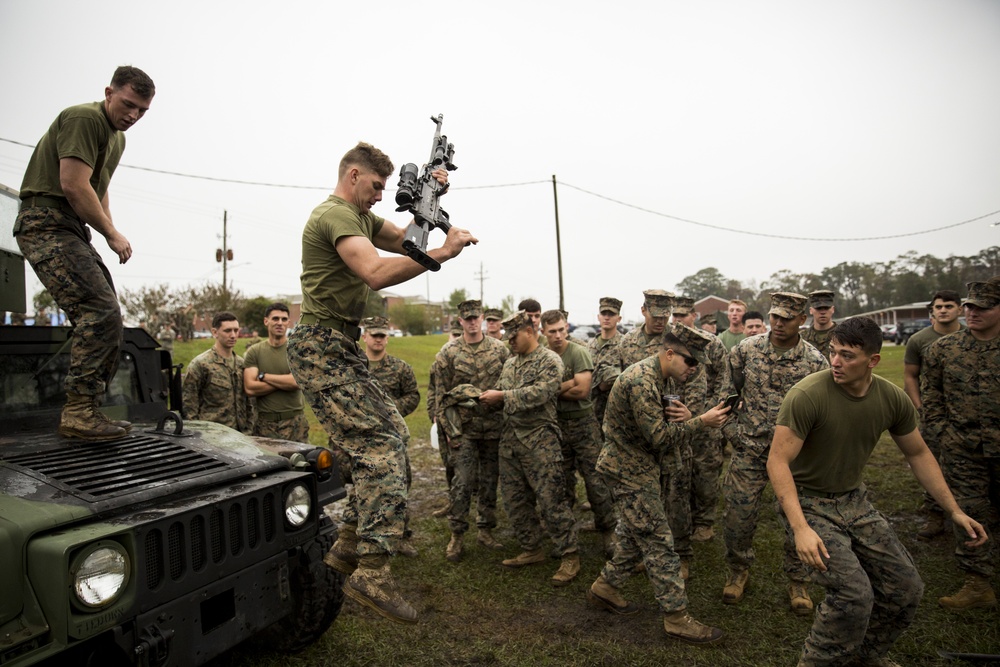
[556,342,595,415]
[299,195,385,322]
[20,101,124,204]
[903,324,966,366]
[777,370,918,494]
[718,329,746,351]
[244,340,304,414]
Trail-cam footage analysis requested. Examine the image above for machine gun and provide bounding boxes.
[395,114,457,271]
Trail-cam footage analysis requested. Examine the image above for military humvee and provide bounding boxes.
[0,183,346,666]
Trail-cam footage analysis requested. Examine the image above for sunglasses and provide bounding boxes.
[676,350,698,367]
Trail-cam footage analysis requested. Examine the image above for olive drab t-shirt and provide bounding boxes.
[19,101,125,204]
[777,370,918,494]
[244,340,304,414]
[556,341,595,415]
[299,195,385,323]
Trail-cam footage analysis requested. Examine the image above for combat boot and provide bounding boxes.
[93,395,133,432]
[324,523,360,574]
[722,569,749,604]
[788,582,814,615]
[502,548,545,568]
[551,553,581,587]
[917,513,946,540]
[344,554,417,624]
[477,529,504,551]
[662,609,724,645]
[587,574,640,616]
[691,525,715,542]
[445,534,464,562]
[680,559,690,581]
[939,574,998,610]
[58,393,126,441]
[396,537,419,558]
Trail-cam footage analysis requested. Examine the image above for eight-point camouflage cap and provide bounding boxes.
[458,299,484,319]
[484,308,504,321]
[599,297,622,314]
[672,296,695,316]
[449,317,463,332]
[808,290,836,308]
[769,292,809,319]
[671,323,714,363]
[362,315,390,335]
[643,289,675,317]
[502,310,534,341]
[962,281,1000,309]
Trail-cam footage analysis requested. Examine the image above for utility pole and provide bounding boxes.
[216,210,233,306]
[474,262,489,302]
[552,175,565,311]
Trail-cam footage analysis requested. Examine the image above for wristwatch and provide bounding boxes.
[257,372,266,382]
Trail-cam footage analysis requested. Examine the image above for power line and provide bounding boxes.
[3,136,997,242]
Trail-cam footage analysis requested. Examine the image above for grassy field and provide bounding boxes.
[179,336,999,667]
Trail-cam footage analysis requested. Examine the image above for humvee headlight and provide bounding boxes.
[284,483,312,527]
[73,544,129,608]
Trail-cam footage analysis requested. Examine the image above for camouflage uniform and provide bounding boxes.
[596,355,707,613]
[588,332,624,429]
[801,290,837,361]
[690,334,731,531]
[618,326,666,369]
[289,323,409,556]
[922,292,1000,580]
[434,308,509,536]
[496,337,578,557]
[15,208,122,398]
[369,355,420,418]
[182,347,254,434]
[721,295,829,581]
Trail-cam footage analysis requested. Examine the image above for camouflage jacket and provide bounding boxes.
[369,354,420,418]
[921,329,1000,457]
[434,335,510,438]
[724,333,828,450]
[618,326,664,368]
[801,324,835,361]
[597,356,704,490]
[588,333,625,393]
[183,347,254,434]
[703,335,732,407]
[496,345,563,447]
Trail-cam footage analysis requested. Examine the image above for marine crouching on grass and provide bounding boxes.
[767,316,987,667]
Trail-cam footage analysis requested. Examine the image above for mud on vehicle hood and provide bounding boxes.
[0,421,291,515]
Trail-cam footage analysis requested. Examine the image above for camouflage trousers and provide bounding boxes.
[288,324,408,556]
[602,479,687,613]
[660,444,693,560]
[942,444,999,577]
[689,429,725,529]
[722,444,808,581]
[778,486,923,667]
[447,435,500,535]
[559,414,616,532]
[498,428,578,556]
[14,207,122,397]
[254,413,310,443]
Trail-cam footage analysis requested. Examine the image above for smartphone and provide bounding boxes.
[723,394,740,412]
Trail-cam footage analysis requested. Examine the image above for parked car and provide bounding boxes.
[881,324,897,341]
[571,325,598,340]
[895,319,931,345]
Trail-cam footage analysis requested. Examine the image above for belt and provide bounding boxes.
[298,313,361,341]
[20,195,77,217]
[258,409,304,422]
[797,485,853,499]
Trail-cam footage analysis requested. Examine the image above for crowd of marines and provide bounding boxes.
[13,70,996,665]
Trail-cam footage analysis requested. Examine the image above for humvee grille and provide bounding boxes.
[142,490,280,592]
[1,435,229,501]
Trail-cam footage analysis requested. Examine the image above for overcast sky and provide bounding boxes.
[2,0,998,325]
